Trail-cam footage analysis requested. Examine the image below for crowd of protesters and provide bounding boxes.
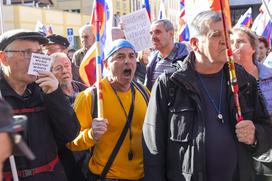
[0,10,272,181]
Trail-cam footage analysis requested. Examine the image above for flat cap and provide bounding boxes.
[46,34,70,48]
[0,29,48,51]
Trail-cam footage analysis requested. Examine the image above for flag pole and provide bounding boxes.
[219,0,243,123]
[95,0,104,118]
[0,0,4,34]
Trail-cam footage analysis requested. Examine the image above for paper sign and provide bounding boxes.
[120,8,152,52]
[28,53,52,76]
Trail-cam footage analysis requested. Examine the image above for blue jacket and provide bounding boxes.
[256,62,272,116]
[144,42,188,90]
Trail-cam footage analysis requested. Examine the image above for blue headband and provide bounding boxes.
[104,39,135,60]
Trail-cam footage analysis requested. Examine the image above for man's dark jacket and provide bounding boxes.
[1,76,80,181]
[144,42,188,91]
[142,52,272,181]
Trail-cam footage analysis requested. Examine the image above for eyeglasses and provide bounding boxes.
[4,49,44,59]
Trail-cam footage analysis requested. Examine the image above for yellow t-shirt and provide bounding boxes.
[67,78,148,180]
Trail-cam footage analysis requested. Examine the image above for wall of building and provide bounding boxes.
[2,5,91,37]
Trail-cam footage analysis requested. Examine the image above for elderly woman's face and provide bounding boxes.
[0,132,12,181]
[231,31,255,64]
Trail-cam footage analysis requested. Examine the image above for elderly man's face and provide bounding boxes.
[150,22,173,51]
[104,48,137,87]
[51,57,72,87]
[0,132,12,181]
[80,30,95,49]
[196,21,229,65]
[0,40,42,85]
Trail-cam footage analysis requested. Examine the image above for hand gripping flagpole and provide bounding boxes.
[219,0,243,123]
[95,0,104,118]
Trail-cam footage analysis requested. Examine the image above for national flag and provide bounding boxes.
[251,0,272,45]
[35,21,47,34]
[47,25,53,35]
[158,1,166,19]
[185,0,232,27]
[178,0,190,42]
[79,0,113,86]
[178,24,190,42]
[142,0,151,21]
[233,7,252,28]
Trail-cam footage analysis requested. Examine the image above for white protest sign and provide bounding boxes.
[120,8,152,52]
[28,53,52,76]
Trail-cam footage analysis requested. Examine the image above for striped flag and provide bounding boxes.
[251,0,272,45]
[178,0,190,42]
[233,7,252,28]
[158,1,166,19]
[79,0,113,86]
[142,0,151,21]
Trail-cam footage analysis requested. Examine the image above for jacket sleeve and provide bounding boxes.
[66,89,96,151]
[244,74,272,156]
[142,76,169,181]
[44,86,80,145]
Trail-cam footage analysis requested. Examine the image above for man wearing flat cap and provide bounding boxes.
[0,29,80,181]
[42,34,70,56]
[67,39,149,181]
[43,34,84,90]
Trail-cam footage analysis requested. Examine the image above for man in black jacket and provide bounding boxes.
[0,29,80,181]
[142,11,272,181]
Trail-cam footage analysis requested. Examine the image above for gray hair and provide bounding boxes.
[232,27,258,61]
[190,10,222,37]
[152,19,174,32]
[78,24,94,36]
[50,52,70,70]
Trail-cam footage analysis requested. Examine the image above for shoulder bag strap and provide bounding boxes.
[100,85,136,180]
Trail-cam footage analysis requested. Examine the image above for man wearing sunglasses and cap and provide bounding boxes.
[0,98,35,181]
[0,29,80,181]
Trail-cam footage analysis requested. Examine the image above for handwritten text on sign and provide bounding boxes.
[121,8,152,52]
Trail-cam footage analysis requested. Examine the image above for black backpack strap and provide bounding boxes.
[132,80,150,105]
[164,68,177,107]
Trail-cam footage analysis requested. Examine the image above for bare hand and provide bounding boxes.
[35,71,59,94]
[235,120,256,145]
[91,118,108,141]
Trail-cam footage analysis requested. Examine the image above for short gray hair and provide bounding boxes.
[190,11,222,37]
[78,24,95,36]
[50,52,70,70]
[152,19,174,32]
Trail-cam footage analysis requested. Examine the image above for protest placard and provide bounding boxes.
[28,53,52,76]
[121,8,152,52]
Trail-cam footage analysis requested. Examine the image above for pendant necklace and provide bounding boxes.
[197,70,224,123]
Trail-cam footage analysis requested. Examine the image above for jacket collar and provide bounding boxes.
[169,52,249,94]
